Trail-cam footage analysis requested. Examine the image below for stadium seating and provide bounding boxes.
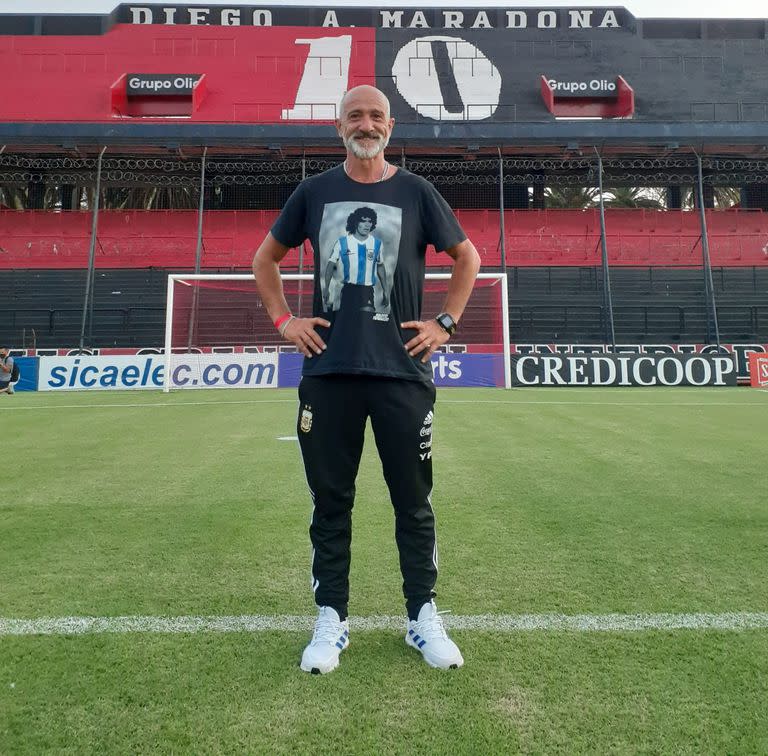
[2,208,766,346]
[2,208,768,269]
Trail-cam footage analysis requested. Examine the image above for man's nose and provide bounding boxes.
[358,114,376,132]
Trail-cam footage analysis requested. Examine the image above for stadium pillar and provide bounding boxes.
[693,178,715,209]
[666,186,682,209]
[28,178,46,209]
[742,184,768,210]
[61,185,75,211]
[594,149,616,349]
[505,185,529,209]
[78,146,107,353]
[694,152,721,348]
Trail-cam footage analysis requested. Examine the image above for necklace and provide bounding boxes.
[343,160,389,183]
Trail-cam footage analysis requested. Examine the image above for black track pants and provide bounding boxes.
[297,374,438,620]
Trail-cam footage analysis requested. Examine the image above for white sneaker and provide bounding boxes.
[406,600,464,669]
[300,606,349,674]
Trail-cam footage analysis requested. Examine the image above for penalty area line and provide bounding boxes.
[2,612,768,636]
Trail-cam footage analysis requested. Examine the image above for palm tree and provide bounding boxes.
[672,186,741,210]
[599,187,665,209]
[543,186,599,208]
[0,186,26,209]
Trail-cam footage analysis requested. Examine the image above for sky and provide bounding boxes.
[6,0,768,21]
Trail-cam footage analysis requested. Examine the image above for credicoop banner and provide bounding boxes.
[510,353,737,387]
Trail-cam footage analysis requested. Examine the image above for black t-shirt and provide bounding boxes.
[271,165,466,382]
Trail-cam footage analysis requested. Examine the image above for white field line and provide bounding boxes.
[4,397,768,411]
[2,612,768,636]
[2,399,297,411]
[439,400,768,406]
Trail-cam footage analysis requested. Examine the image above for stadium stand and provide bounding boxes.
[2,5,768,351]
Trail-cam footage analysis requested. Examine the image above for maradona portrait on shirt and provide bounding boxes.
[323,206,389,313]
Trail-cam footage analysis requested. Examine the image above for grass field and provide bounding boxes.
[2,386,768,754]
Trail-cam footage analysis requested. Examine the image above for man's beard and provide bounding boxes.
[343,130,390,159]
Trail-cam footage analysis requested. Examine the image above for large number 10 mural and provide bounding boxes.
[281,35,501,122]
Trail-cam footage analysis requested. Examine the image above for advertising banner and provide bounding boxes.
[749,353,768,388]
[169,353,277,389]
[8,356,38,392]
[30,351,743,390]
[278,352,504,388]
[510,353,737,387]
[431,353,504,387]
[24,343,768,383]
[38,354,278,391]
[453,343,768,383]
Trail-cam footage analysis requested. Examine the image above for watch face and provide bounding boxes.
[437,314,456,334]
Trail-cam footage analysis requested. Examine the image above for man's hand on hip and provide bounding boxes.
[284,317,331,358]
[401,319,450,363]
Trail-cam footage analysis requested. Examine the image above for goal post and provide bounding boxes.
[164,272,510,391]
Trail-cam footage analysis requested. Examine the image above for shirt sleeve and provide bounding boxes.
[270,182,308,248]
[419,182,467,253]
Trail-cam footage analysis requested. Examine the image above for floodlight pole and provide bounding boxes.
[694,151,721,349]
[297,153,307,316]
[193,146,207,274]
[186,146,207,352]
[594,148,616,350]
[78,145,107,353]
[498,147,507,275]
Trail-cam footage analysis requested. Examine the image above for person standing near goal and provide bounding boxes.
[252,84,480,674]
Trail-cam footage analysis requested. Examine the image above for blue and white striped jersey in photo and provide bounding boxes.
[330,234,383,285]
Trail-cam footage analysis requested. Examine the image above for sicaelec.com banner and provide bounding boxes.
[511,353,737,386]
[38,354,278,391]
[169,353,277,389]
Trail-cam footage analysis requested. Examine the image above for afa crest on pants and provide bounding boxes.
[301,406,313,433]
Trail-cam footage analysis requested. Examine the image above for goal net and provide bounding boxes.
[164,273,510,390]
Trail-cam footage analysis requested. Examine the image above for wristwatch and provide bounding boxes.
[435,312,457,336]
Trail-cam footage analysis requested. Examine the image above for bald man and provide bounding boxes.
[253,85,480,674]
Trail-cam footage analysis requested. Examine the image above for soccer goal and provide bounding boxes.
[163,273,510,390]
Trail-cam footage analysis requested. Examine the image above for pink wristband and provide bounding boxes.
[273,312,293,331]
